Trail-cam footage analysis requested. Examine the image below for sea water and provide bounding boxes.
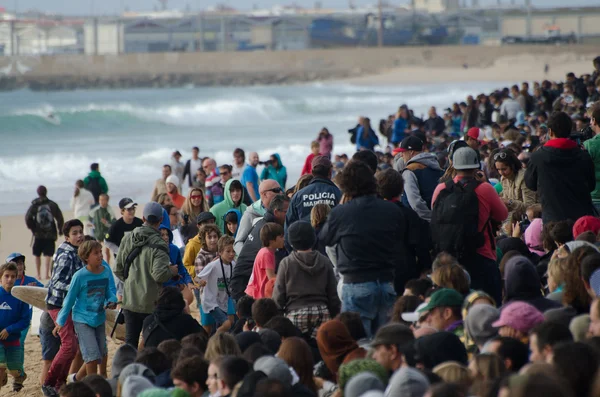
[0,81,505,216]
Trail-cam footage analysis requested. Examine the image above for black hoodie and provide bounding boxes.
[141,297,203,347]
[503,256,561,313]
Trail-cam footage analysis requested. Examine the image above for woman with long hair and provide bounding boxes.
[277,337,318,395]
[356,117,379,151]
[181,187,209,226]
[563,245,597,314]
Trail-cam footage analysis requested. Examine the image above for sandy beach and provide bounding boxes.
[1,50,597,395]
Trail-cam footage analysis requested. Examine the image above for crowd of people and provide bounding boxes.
[2,57,600,397]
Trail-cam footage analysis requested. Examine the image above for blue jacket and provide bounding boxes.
[261,153,287,189]
[15,275,43,287]
[0,287,32,342]
[160,223,193,287]
[392,118,408,144]
[284,177,342,249]
[224,208,242,238]
[356,126,379,151]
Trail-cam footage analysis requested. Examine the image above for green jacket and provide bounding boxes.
[210,179,247,234]
[84,171,109,194]
[114,225,172,313]
[584,134,600,202]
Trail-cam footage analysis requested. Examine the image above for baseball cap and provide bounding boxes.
[5,253,25,263]
[196,212,216,225]
[572,216,600,239]
[371,323,414,348]
[311,155,332,170]
[466,127,485,142]
[419,288,464,313]
[119,197,137,210]
[590,268,600,297]
[253,356,292,385]
[492,301,544,333]
[397,136,424,153]
[401,302,429,323]
[452,147,480,170]
[143,202,163,223]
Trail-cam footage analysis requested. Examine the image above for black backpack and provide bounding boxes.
[431,178,487,261]
[85,177,102,204]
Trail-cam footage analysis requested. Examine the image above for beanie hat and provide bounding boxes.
[338,359,389,393]
[166,175,180,187]
[573,216,600,239]
[288,221,316,251]
[253,356,292,385]
[122,375,154,397]
[492,301,544,333]
[344,372,385,397]
[465,304,500,347]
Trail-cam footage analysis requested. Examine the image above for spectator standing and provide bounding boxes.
[182,147,202,188]
[83,163,109,205]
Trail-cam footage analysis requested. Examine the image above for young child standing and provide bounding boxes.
[88,194,116,263]
[0,262,31,392]
[245,223,284,299]
[301,141,321,176]
[197,236,237,333]
[54,241,117,377]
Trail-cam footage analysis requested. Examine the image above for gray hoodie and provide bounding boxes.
[234,200,265,254]
[401,152,443,222]
[272,250,341,316]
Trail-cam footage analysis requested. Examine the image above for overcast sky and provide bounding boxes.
[4,0,599,15]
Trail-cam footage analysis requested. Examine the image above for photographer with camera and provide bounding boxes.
[525,111,596,223]
[583,103,600,213]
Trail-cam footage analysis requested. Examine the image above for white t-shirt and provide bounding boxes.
[232,164,245,181]
[198,257,235,313]
[189,158,202,180]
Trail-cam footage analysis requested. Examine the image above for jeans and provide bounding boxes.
[123,310,150,348]
[45,309,77,389]
[74,322,107,363]
[341,280,397,338]
[40,326,61,361]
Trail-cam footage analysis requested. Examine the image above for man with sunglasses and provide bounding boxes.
[284,155,341,250]
[104,198,143,257]
[234,180,282,254]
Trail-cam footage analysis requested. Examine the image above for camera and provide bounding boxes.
[259,160,272,166]
[570,126,594,145]
[519,216,531,233]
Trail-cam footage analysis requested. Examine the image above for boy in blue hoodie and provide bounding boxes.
[0,262,32,392]
[159,222,195,307]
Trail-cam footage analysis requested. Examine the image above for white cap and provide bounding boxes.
[166,175,180,186]
[401,302,429,323]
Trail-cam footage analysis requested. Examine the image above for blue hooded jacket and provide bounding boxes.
[392,117,407,144]
[356,126,379,151]
[224,208,242,238]
[159,221,192,287]
[260,153,287,189]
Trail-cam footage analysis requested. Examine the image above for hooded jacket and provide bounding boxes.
[210,179,247,234]
[114,225,173,314]
[224,208,242,238]
[401,152,444,222]
[503,256,561,313]
[260,153,288,189]
[525,138,596,223]
[500,168,537,215]
[159,222,192,288]
[25,197,64,241]
[273,250,341,316]
[285,177,342,250]
[84,170,109,203]
[234,200,266,254]
[141,292,203,348]
[584,133,600,203]
[0,286,32,342]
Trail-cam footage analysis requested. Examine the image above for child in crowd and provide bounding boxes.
[310,203,331,255]
[0,262,31,392]
[88,194,116,263]
[224,210,241,238]
[44,219,85,396]
[159,222,195,307]
[197,236,237,334]
[301,141,321,176]
[273,221,341,339]
[193,224,222,332]
[231,295,255,335]
[183,212,217,278]
[54,241,118,377]
[245,223,284,299]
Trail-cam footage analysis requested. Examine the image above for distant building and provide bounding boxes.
[413,0,460,14]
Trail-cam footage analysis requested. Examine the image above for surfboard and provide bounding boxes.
[11,286,125,342]
[43,114,61,125]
